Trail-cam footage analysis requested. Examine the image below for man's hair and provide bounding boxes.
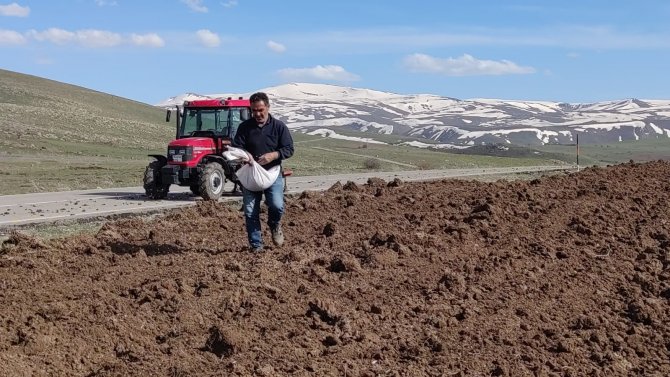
[249,92,270,107]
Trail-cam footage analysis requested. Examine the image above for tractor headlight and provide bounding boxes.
[168,146,193,162]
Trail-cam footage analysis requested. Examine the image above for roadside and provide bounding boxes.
[0,167,570,242]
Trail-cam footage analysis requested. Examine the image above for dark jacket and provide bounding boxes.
[232,114,294,170]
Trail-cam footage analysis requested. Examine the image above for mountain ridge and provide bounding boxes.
[156,83,670,147]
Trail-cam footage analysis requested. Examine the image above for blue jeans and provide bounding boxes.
[242,175,284,248]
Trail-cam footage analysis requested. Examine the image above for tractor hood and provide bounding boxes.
[166,137,217,167]
[169,137,216,149]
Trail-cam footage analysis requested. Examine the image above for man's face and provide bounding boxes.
[251,100,269,125]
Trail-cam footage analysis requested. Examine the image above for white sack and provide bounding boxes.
[222,147,251,162]
[223,147,280,192]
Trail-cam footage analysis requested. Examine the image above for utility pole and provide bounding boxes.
[576,133,580,172]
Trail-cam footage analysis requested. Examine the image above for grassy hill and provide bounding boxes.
[3,68,666,196]
[0,69,173,194]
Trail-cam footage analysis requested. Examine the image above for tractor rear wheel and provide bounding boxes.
[144,161,170,199]
[199,162,225,200]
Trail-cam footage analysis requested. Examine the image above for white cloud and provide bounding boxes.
[75,29,123,47]
[29,28,122,47]
[0,2,29,17]
[27,28,164,48]
[0,29,26,44]
[567,52,580,59]
[267,40,286,53]
[181,0,207,13]
[131,33,165,47]
[27,28,76,44]
[94,0,118,6]
[221,0,238,7]
[270,26,670,55]
[403,53,535,76]
[277,65,360,82]
[196,29,220,47]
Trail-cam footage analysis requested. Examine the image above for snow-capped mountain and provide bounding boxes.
[155,83,670,146]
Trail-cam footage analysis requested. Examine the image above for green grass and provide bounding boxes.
[536,138,670,166]
[0,156,149,193]
[290,134,568,175]
[0,69,174,194]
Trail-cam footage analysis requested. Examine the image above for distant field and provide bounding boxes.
[1,68,668,196]
[3,124,669,195]
[0,130,567,195]
[536,138,670,166]
[292,133,567,174]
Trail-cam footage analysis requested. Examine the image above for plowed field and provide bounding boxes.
[1,161,669,376]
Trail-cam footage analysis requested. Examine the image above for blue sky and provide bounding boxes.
[1,0,669,105]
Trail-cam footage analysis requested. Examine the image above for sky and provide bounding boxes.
[1,0,669,105]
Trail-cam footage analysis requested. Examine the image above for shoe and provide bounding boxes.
[251,245,264,253]
[271,225,285,247]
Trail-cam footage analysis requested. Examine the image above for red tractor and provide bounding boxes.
[144,97,251,200]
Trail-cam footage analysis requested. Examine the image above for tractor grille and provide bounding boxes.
[161,165,199,185]
[168,146,194,162]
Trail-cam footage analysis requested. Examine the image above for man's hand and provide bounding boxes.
[257,151,279,165]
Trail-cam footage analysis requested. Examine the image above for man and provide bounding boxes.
[233,92,294,253]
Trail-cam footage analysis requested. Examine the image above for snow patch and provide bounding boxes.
[649,123,664,134]
[306,129,387,144]
[573,121,646,132]
[400,141,470,149]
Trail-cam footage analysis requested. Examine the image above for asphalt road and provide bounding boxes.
[0,166,569,227]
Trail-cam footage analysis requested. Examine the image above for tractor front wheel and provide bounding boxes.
[144,161,170,199]
[198,162,225,200]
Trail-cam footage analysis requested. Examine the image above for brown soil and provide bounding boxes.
[1,161,669,376]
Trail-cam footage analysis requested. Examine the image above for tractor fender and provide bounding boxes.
[199,155,226,168]
[148,154,168,165]
[199,155,240,184]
